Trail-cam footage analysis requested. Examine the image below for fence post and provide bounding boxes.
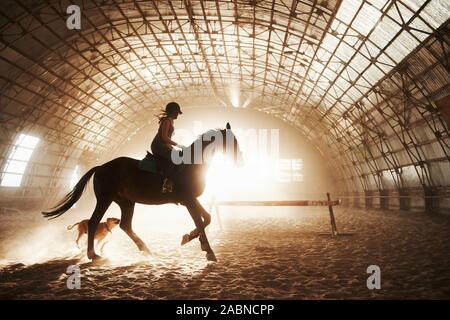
[327,192,338,237]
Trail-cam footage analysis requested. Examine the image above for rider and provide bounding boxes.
[151,102,183,193]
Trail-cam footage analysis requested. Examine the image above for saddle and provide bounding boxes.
[138,151,181,176]
[139,152,183,197]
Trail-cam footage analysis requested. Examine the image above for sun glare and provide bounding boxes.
[205,153,279,200]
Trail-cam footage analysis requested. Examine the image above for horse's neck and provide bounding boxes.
[186,131,219,164]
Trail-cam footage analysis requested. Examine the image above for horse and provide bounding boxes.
[42,122,243,262]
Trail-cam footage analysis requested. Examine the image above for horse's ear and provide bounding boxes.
[226,122,231,130]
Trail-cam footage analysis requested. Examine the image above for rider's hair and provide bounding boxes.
[155,110,170,124]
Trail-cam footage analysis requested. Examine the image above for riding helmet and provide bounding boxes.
[165,102,182,115]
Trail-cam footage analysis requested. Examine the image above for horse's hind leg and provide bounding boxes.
[87,199,112,260]
[117,200,151,256]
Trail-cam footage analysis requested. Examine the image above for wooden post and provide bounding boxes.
[208,195,353,237]
[327,192,338,237]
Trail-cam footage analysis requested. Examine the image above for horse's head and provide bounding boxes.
[219,122,244,167]
[184,123,244,166]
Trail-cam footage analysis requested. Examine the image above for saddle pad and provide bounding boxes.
[138,156,158,173]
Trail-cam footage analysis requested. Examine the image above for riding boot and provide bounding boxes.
[162,163,176,193]
[162,178,173,193]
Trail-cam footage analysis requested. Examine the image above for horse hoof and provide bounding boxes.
[206,252,217,262]
[142,248,152,257]
[89,253,102,261]
[181,234,190,246]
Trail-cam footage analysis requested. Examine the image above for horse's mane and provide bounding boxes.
[188,128,224,148]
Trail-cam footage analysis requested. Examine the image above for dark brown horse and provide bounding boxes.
[43,123,243,262]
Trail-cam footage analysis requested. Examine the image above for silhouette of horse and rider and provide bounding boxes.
[43,102,243,262]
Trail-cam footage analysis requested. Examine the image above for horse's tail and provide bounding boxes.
[66,222,80,230]
[42,166,99,220]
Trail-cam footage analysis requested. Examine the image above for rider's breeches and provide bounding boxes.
[151,141,176,178]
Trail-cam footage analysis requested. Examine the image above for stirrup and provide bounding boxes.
[162,178,173,193]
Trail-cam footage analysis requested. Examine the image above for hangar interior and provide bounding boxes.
[0,0,450,300]
[0,0,448,214]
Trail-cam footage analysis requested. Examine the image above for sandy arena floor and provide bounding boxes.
[0,206,450,299]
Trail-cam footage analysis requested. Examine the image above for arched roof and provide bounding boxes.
[0,0,448,205]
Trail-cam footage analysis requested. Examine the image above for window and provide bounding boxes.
[1,134,39,187]
[277,158,304,182]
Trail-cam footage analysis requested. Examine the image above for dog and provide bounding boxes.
[67,218,120,253]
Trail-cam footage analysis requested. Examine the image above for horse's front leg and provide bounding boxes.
[184,199,216,262]
[181,199,211,246]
